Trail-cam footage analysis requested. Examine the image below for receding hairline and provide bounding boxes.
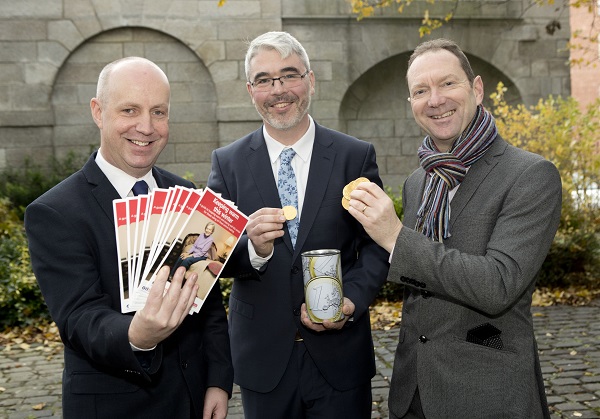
[406,38,476,85]
[95,57,169,103]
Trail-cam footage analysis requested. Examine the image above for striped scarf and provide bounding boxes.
[415,105,497,242]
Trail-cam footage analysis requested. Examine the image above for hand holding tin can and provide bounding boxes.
[301,249,344,323]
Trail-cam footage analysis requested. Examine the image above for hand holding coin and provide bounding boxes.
[341,177,370,210]
[246,208,286,258]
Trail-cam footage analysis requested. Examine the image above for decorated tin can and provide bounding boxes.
[301,249,344,323]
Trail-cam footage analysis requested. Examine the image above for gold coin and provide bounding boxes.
[282,206,297,220]
[343,180,357,200]
[342,183,352,200]
[354,177,369,186]
[341,196,350,210]
[341,177,370,208]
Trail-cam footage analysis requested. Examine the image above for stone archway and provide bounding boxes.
[51,27,218,184]
[340,51,521,189]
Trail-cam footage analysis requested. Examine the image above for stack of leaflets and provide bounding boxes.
[113,187,247,314]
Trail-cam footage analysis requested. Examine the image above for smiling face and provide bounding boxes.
[407,49,483,152]
[205,223,215,236]
[246,48,315,144]
[91,58,170,178]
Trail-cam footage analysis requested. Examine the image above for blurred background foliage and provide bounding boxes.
[492,84,600,289]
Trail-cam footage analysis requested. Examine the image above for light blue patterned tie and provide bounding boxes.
[277,148,299,247]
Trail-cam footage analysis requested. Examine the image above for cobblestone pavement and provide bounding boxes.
[1,301,599,418]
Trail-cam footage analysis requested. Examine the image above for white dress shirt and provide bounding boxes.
[248,116,316,268]
[95,149,157,198]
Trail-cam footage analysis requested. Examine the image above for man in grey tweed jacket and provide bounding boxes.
[347,39,561,418]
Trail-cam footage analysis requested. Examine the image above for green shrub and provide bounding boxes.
[0,152,83,220]
[220,277,232,309]
[0,152,85,327]
[492,85,600,288]
[538,229,600,288]
[374,186,405,301]
[0,198,51,327]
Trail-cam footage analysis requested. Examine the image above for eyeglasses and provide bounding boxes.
[249,70,310,91]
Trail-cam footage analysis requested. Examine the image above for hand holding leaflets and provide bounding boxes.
[113,187,247,315]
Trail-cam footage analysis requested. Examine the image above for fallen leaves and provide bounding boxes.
[32,403,46,410]
[1,287,598,341]
[0,322,61,350]
[532,286,600,307]
[369,300,403,330]
[370,286,600,331]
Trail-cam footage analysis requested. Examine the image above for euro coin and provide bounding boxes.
[282,206,297,220]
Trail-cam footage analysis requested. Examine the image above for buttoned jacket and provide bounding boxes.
[25,152,233,418]
[207,122,390,392]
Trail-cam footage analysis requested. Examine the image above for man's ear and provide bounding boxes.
[90,98,103,129]
[473,75,484,105]
[246,83,256,105]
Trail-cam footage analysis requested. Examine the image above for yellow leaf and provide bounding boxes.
[32,403,45,410]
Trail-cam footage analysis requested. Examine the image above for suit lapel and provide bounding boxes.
[449,136,508,229]
[294,125,336,259]
[404,169,427,228]
[82,152,184,227]
[81,152,120,224]
[245,129,296,252]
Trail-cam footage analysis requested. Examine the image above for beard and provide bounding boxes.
[255,93,311,131]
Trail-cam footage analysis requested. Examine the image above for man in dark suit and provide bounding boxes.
[348,39,561,418]
[25,57,232,419]
[207,31,389,418]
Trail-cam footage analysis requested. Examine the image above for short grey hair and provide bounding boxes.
[244,31,311,81]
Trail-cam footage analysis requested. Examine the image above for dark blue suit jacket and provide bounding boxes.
[208,122,390,392]
[25,152,233,418]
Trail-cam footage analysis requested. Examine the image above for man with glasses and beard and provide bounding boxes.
[207,31,390,418]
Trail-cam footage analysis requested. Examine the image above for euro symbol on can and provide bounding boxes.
[301,249,344,323]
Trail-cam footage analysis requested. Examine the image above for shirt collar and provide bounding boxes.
[263,115,315,164]
[95,149,157,198]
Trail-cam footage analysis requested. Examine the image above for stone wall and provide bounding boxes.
[0,0,571,188]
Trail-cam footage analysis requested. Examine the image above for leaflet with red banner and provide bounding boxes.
[113,187,247,314]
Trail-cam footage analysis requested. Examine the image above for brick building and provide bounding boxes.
[569,2,600,110]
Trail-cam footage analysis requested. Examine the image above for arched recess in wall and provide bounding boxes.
[339,52,521,189]
[51,27,218,183]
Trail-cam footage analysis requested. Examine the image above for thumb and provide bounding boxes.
[342,298,355,315]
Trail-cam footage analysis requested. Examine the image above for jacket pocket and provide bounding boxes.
[70,371,140,395]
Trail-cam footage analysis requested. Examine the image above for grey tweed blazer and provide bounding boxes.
[388,136,560,418]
